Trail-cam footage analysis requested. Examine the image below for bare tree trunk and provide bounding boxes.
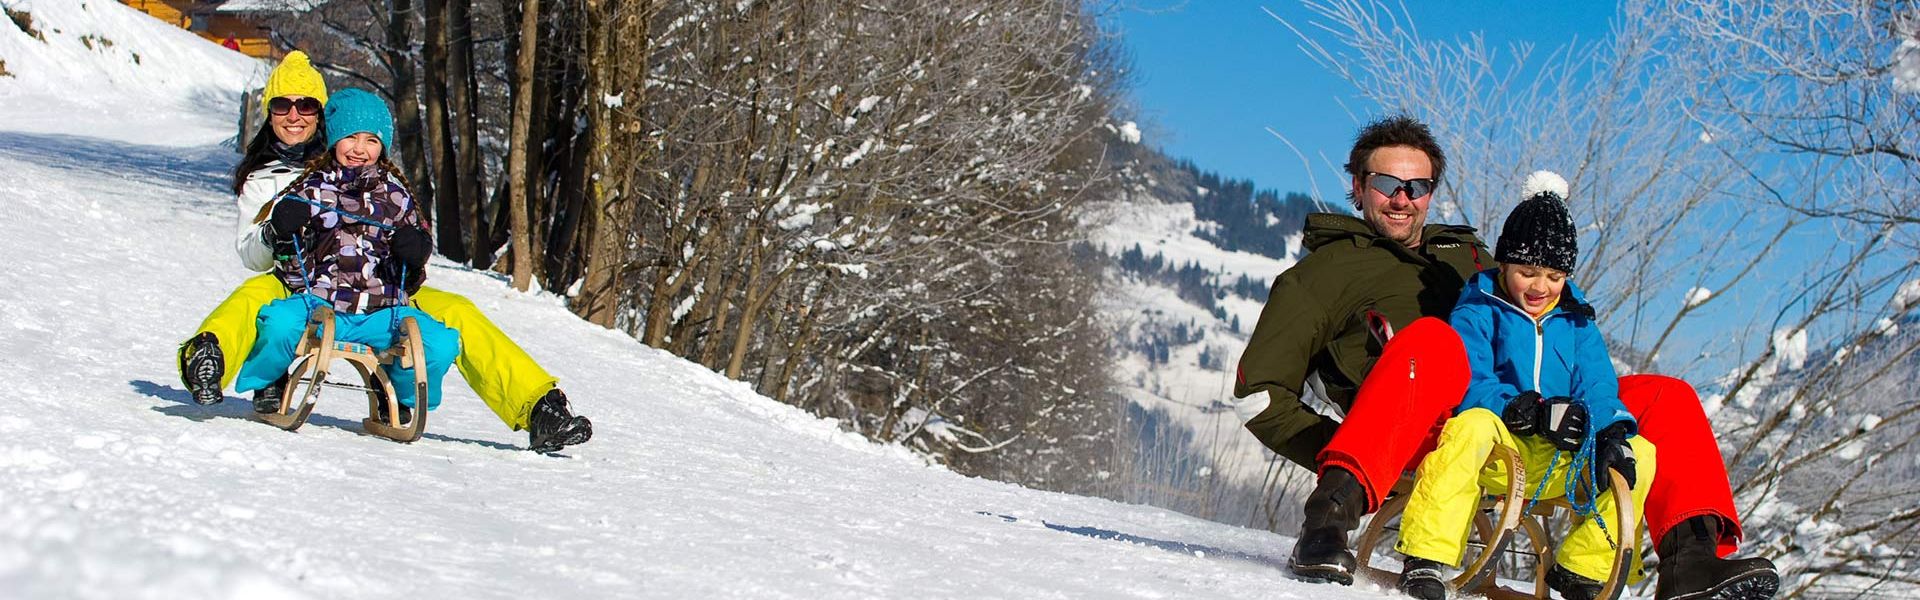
[727,260,793,380]
[572,0,649,327]
[423,0,468,262]
[384,0,425,192]
[507,0,538,291]
[447,0,488,269]
[533,0,589,292]
[768,304,818,402]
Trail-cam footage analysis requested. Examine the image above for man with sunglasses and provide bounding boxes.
[1233,116,1777,599]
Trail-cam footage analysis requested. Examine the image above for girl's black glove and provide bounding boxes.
[389,226,432,268]
[1592,423,1636,492]
[388,226,432,292]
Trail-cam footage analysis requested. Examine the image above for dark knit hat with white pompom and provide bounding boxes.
[1494,170,1578,273]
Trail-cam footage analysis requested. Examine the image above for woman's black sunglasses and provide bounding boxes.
[1364,171,1437,200]
[269,96,323,117]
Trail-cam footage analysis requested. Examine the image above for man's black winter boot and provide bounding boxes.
[528,389,592,453]
[1547,563,1603,600]
[252,376,289,414]
[1397,556,1448,600]
[1289,467,1366,585]
[1655,516,1778,600]
[179,332,225,406]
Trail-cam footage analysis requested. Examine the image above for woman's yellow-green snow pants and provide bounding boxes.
[1396,408,1657,583]
[182,274,558,430]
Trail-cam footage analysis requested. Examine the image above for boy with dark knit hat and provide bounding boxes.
[1391,171,1657,600]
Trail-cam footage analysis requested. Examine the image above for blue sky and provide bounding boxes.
[1113,1,1621,198]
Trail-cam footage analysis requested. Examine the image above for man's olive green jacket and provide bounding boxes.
[1234,213,1488,468]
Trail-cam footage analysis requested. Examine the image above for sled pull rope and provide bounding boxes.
[1564,431,1619,550]
[278,194,397,231]
[1523,429,1619,550]
[289,235,321,311]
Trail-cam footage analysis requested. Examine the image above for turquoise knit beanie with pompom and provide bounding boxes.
[322,88,394,151]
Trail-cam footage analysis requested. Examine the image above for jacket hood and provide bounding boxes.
[1462,269,1596,320]
[1303,213,1480,253]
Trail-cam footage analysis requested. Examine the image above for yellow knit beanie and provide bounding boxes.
[261,50,329,114]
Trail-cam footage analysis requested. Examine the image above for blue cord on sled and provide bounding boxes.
[1520,428,1618,550]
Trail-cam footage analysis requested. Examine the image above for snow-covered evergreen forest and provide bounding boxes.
[2,0,1917,597]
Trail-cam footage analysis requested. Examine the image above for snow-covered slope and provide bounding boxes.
[0,0,263,144]
[0,3,1400,599]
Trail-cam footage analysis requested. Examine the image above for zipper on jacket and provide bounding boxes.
[1532,322,1544,390]
[1478,287,1556,391]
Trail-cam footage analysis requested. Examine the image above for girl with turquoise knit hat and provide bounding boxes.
[179,54,594,453]
[230,88,461,415]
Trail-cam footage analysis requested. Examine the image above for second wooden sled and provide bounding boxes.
[255,305,429,443]
[1354,445,1639,600]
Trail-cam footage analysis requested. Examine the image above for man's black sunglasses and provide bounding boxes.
[1363,171,1437,200]
[269,96,323,117]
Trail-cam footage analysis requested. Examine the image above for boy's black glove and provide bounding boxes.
[266,199,310,257]
[1541,396,1589,451]
[1501,391,1545,436]
[1592,423,1636,492]
[388,226,432,292]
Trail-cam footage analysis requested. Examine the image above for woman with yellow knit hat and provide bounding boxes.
[178,51,593,453]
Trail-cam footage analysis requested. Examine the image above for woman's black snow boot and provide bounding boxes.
[374,388,412,424]
[1289,467,1365,584]
[1655,516,1778,600]
[528,389,592,453]
[179,332,224,405]
[1398,556,1448,600]
[252,376,288,414]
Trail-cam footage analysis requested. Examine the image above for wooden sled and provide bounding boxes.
[1353,445,1640,600]
[255,305,429,443]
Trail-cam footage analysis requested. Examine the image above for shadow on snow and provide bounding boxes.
[130,379,524,451]
[977,511,1288,571]
[0,130,233,204]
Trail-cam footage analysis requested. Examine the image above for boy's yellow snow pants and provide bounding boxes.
[1396,408,1656,583]
[184,275,557,430]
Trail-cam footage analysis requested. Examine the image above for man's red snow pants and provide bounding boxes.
[1315,318,1469,514]
[1313,318,1743,555]
[1619,374,1742,555]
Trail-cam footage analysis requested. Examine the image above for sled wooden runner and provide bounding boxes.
[1478,468,1638,600]
[1353,448,1639,600]
[254,305,428,443]
[1355,444,1530,589]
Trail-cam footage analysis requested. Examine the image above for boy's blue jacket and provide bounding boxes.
[1449,270,1635,436]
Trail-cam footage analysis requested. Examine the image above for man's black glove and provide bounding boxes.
[1592,423,1636,493]
[1540,396,1589,452]
[266,199,310,257]
[1501,391,1545,436]
[388,226,432,291]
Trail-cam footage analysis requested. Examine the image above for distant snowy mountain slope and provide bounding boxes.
[0,3,1405,598]
[1080,144,1315,491]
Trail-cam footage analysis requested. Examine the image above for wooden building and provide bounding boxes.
[118,0,298,59]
